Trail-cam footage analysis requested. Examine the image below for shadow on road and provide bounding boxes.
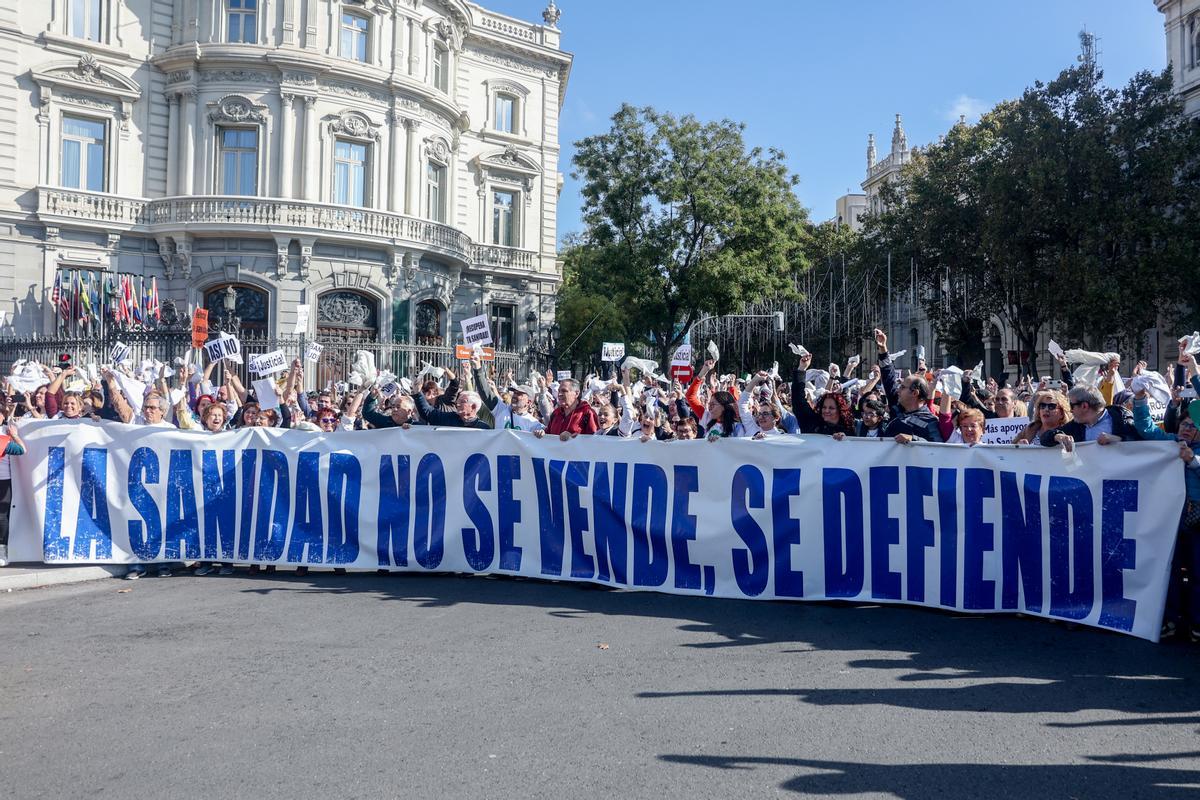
[238,571,1200,720]
[655,754,1200,798]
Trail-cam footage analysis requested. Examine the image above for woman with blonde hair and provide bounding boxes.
[1013,390,1072,445]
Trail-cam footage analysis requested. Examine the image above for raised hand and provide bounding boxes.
[873,328,887,350]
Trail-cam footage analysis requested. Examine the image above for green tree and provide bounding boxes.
[861,63,1200,375]
[570,105,810,365]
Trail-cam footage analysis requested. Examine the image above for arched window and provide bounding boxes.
[316,290,378,341]
[203,283,269,334]
[414,299,443,344]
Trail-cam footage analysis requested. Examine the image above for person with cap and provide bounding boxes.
[469,356,542,433]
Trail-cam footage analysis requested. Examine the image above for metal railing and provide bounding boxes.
[0,330,542,391]
[36,188,540,270]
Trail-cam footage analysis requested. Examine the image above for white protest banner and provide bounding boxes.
[294,304,310,334]
[251,377,280,410]
[601,342,625,362]
[109,342,130,365]
[982,416,1028,444]
[248,350,288,375]
[304,341,323,363]
[556,370,572,381]
[670,345,693,366]
[203,333,242,364]
[460,314,493,347]
[9,422,1182,641]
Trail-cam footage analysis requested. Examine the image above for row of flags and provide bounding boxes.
[51,269,161,331]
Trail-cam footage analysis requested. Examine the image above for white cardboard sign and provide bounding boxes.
[982,416,1028,444]
[251,377,280,410]
[601,342,625,362]
[460,314,493,346]
[670,344,693,366]
[304,341,323,363]
[204,334,242,364]
[109,342,130,365]
[294,304,310,334]
[248,350,288,376]
[556,370,572,381]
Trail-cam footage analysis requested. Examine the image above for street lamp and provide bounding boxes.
[212,284,241,334]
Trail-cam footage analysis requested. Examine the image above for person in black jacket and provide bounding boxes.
[873,329,944,443]
[412,388,491,429]
[1038,385,1141,447]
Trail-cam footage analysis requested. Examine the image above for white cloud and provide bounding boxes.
[944,94,988,123]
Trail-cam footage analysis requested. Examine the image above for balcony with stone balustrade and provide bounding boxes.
[35,186,539,274]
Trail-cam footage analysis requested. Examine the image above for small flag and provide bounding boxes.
[149,276,160,322]
[131,275,143,324]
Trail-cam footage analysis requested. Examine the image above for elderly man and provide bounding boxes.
[412,387,491,429]
[873,329,943,443]
[1039,385,1140,446]
[539,378,599,440]
[362,389,424,429]
[470,356,543,432]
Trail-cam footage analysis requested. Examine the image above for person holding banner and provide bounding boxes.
[1013,390,1072,445]
[539,379,598,439]
[1039,385,1140,447]
[412,387,491,429]
[0,415,27,567]
[471,357,544,433]
[791,359,856,438]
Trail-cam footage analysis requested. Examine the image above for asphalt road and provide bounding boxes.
[1,571,1198,800]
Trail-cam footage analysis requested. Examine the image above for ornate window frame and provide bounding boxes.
[205,94,271,196]
[321,109,383,208]
[483,79,530,139]
[472,146,541,248]
[224,0,262,45]
[45,0,124,52]
[423,134,453,223]
[31,56,140,192]
[328,0,394,68]
[424,17,464,95]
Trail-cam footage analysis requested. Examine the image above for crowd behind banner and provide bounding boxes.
[0,328,1198,643]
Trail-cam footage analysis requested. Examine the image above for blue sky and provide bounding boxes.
[481,0,1168,241]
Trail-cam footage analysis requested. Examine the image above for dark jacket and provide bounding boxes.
[1039,405,1141,446]
[412,391,491,429]
[959,380,997,419]
[362,394,425,429]
[878,352,944,442]
[790,368,856,436]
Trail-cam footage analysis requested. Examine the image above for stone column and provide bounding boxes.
[165,91,180,195]
[278,92,294,198]
[179,89,196,195]
[301,96,317,201]
[404,118,420,216]
[388,111,403,212]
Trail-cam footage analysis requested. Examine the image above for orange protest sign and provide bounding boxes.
[191,308,209,349]
[455,344,495,361]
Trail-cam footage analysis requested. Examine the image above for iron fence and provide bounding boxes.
[0,329,543,390]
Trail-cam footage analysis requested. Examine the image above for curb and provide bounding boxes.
[0,565,126,593]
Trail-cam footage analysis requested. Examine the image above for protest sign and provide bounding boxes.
[304,342,323,363]
[251,378,280,410]
[556,370,572,381]
[460,314,492,347]
[190,308,208,349]
[9,423,1182,642]
[109,342,130,365]
[204,334,242,364]
[671,345,693,366]
[455,344,496,361]
[981,416,1028,444]
[248,350,288,376]
[294,304,310,334]
[602,342,626,362]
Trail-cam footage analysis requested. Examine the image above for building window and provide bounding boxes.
[69,0,104,42]
[492,190,516,246]
[426,162,446,223]
[415,299,443,344]
[333,139,369,207]
[490,304,515,350]
[340,11,369,62]
[432,44,448,92]
[61,115,106,191]
[218,128,258,196]
[226,0,257,44]
[494,94,516,133]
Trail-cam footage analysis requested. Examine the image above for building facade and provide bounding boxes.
[1157,0,1200,118]
[829,192,865,232]
[0,0,571,353]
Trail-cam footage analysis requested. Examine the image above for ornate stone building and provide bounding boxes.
[1157,0,1200,118]
[0,0,572,352]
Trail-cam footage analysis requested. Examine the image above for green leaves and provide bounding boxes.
[566,105,809,364]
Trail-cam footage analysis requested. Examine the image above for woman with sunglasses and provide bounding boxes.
[1014,390,1072,445]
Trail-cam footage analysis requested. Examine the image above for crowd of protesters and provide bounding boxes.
[1,327,1199,643]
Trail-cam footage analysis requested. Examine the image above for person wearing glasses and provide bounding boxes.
[1012,390,1071,445]
[1038,385,1140,448]
[671,417,699,440]
[873,329,944,443]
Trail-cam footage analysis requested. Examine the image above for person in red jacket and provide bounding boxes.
[538,379,598,440]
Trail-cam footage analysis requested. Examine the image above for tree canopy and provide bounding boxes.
[564,105,811,365]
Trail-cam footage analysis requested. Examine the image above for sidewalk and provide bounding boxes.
[0,563,125,592]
